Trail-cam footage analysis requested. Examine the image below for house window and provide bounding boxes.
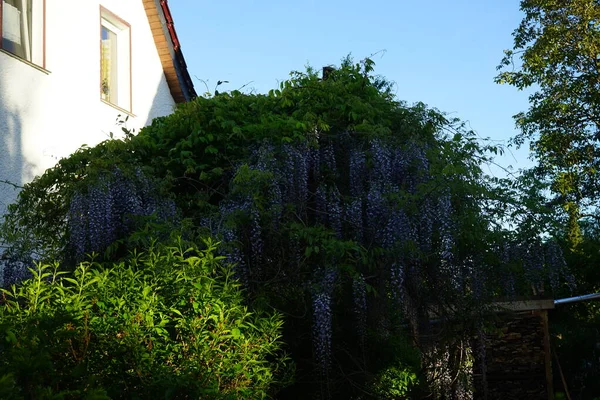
[100,8,131,112]
[0,0,44,66]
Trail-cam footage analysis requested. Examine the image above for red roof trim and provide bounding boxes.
[145,0,195,101]
[160,1,180,51]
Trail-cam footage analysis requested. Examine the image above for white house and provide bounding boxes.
[0,0,196,216]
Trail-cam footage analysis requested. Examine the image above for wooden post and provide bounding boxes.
[541,310,554,400]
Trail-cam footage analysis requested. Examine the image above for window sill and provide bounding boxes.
[0,49,50,74]
[100,99,136,117]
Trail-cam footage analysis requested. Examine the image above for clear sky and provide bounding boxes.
[168,0,533,174]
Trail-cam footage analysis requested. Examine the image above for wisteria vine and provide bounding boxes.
[204,133,574,385]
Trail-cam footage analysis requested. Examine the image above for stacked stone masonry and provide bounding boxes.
[473,310,552,400]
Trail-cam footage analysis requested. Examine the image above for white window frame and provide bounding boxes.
[100,7,131,112]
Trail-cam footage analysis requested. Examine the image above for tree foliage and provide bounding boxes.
[498,3,600,397]
[551,224,600,399]
[496,0,600,245]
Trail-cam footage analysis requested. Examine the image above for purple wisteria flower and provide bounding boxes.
[313,291,333,374]
[352,273,367,338]
[312,268,337,374]
[67,167,176,261]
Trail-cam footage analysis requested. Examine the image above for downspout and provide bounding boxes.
[554,293,600,305]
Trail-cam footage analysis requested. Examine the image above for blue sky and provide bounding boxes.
[169,0,532,174]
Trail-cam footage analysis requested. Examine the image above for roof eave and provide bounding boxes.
[143,0,196,103]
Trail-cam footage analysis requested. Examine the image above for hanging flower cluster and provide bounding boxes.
[312,292,333,374]
[495,239,575,296]
[210,134,462,374]
[202,129,571,389]
[312,268,337,374]
[0,257,32,287]
[67,167,176,261]
[352,273,367,338]
[184,120,576,398]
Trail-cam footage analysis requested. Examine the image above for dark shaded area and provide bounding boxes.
[473,310,552,400]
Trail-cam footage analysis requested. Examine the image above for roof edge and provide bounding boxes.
[143,0,196,103]
[157,0,196,102]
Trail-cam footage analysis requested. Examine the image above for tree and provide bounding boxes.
[496,0,600,246]
[498,3,600,397]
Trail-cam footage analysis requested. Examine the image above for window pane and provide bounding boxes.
[1,0,33,62]
[101,25,118,104]
[100,10,131,111]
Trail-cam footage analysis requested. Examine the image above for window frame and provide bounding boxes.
[0,0,46,68]
[99,6,132,113]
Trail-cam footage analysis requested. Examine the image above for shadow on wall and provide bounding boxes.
[0,67,35,286]
[0,109,23,214]
[144,81,179,128]
[1,69,176,217]
[0,82,30,220]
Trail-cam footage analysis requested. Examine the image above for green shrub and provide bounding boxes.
[357,331,422,399]
[0,237,291,399]
[370,365,419,399]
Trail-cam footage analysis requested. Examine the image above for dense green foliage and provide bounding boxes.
[0,237,290,399]
[496,0,600,244]
[549,225,600,399]
[0,57,574,399]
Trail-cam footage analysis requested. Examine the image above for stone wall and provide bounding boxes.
[473,309,553,400]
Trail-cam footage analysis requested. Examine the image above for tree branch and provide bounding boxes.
[0,179,23,190]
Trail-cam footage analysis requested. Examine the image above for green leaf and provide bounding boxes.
[231,328,241,339]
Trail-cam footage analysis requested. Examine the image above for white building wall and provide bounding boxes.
[0,0,176,216]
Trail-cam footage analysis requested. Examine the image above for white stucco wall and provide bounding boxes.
[0,0,177,217]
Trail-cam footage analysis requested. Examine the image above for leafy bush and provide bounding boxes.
[369,365,419,399]
[0,237,291,399]
[355,332,423,399]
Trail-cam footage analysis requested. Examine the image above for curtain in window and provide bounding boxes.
[101,25,118,104]
[2,0,33,61]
